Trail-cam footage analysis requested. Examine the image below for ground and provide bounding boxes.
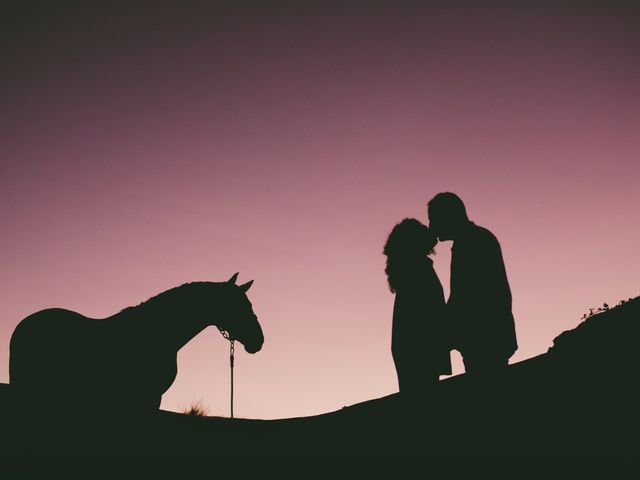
[1,297,639,475]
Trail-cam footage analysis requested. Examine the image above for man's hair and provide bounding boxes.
[427,192,469,221]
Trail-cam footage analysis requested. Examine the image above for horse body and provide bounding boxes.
[9,275,263,415]
[10,308,177,412]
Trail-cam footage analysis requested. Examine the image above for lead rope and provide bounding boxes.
[217,327,235,419]
[229,338,234,419]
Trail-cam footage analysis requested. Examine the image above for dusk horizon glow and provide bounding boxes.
[2,2,639,419]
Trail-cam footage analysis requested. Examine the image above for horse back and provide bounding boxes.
[10,308,99,385]
[11,308,93,346]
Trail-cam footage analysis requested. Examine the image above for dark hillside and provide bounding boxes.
[2,297,639,475]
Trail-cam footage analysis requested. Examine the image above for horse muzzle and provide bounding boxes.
[244,334,264,354]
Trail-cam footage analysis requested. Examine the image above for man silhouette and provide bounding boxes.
[427,192,517,374]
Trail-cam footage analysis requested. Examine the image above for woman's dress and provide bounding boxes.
[391,257,451,394]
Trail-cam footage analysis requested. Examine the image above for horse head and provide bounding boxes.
[217,273,264,354]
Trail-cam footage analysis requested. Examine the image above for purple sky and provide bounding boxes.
[2,2,639,419]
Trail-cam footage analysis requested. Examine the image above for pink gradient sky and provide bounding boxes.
[1,2,639,419]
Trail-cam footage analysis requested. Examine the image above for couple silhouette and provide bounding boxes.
[384,192,518,396]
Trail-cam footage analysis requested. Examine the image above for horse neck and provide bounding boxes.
[119,282,227,353]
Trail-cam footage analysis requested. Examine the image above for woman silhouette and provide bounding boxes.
[384,218,451,397]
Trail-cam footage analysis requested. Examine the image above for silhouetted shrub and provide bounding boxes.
[182,399,210,417]
[581,298,633,320]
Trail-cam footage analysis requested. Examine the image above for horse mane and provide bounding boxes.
[118,281,221,315]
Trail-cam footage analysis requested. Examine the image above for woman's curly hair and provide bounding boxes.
[383,218,436,293]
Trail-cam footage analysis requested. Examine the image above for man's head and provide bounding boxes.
[427,192,469,241]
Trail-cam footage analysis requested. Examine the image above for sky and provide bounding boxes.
[1,1,639,420]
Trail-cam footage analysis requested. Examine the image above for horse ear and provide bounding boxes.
[239,280,254,293]
[228,272,239,284]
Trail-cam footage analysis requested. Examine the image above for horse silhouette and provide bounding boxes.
[9,273,263,414]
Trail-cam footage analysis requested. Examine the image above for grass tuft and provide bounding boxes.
[181,399,210,417]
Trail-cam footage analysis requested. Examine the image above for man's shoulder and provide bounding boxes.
[466,223,500,247]
[469,222,497,238]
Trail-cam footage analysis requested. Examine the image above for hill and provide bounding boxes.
[1,296,639,475]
